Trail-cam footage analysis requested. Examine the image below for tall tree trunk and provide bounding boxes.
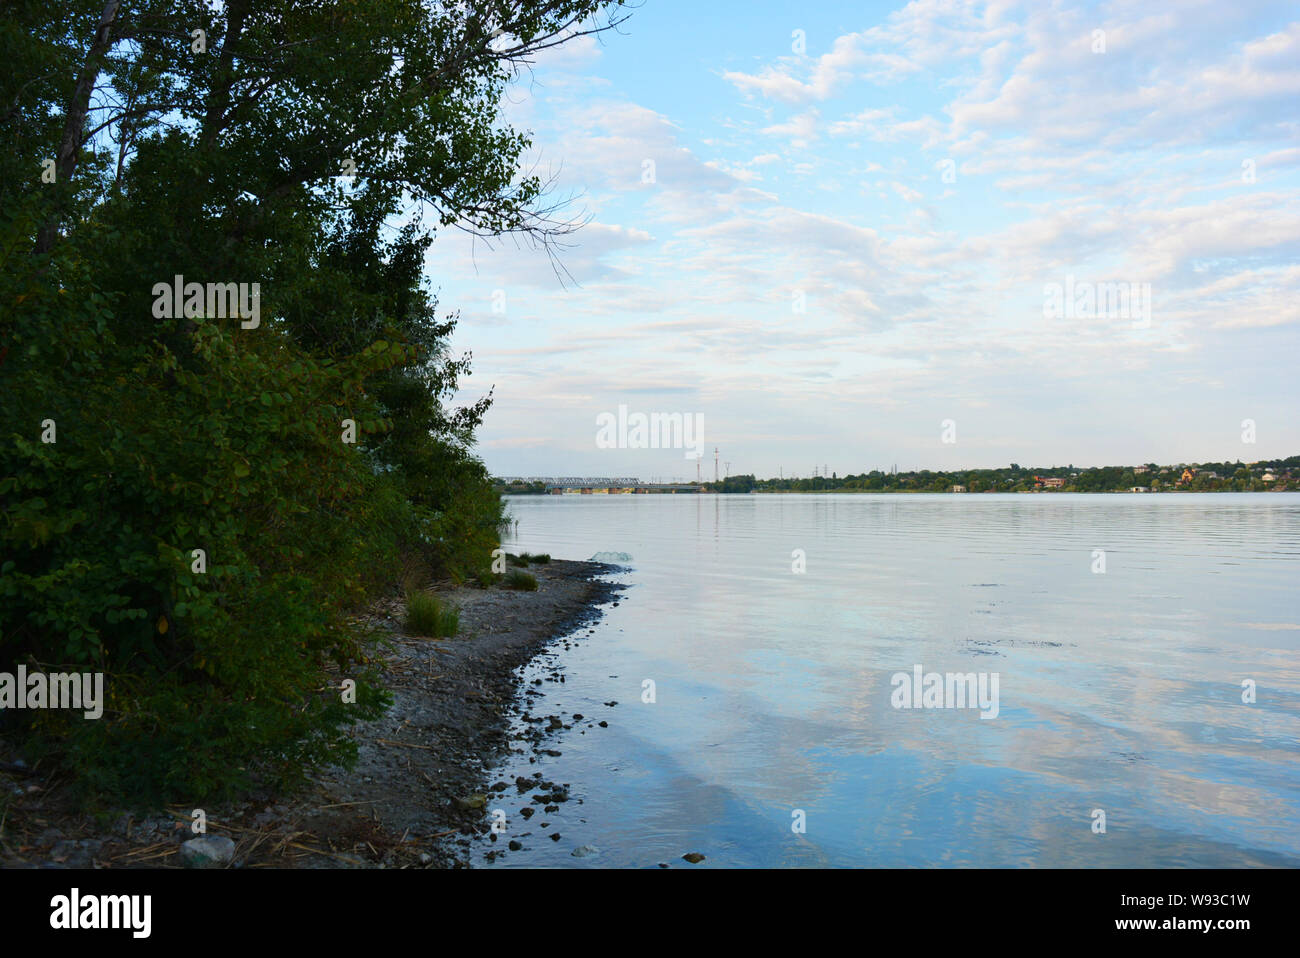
[35,0,121,255]
[201,0,250,149]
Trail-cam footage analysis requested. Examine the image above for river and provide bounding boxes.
[480,492,1300,867]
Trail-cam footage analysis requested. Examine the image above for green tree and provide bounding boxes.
[2,0,629,802]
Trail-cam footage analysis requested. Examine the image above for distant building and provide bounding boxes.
[1133,465,1148,474]
[1041,477,1066,489]
[1129,486,1150,493]
[1262,471,1277,482]
[950,484,967,493]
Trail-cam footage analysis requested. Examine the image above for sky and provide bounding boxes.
[424,0,1300,480]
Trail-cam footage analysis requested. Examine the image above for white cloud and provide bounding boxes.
[760,108,821,147]
[723,32,917,103]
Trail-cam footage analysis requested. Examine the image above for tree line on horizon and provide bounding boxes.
[493,456,1299,495]
[701,456,1300,494]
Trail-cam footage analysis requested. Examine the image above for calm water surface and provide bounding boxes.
[480,493,1300,867]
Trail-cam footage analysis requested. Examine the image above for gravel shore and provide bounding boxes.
[0,558,621,868]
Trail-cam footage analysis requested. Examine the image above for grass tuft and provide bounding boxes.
[404,591,459,637]
[508,551,551,566]
[503,569,538,591]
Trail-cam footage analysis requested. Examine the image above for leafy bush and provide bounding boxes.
[1,241,397,803]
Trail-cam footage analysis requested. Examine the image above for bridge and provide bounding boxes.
[496,476,708,494]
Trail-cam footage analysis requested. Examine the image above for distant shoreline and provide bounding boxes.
[497,458,1297,496]
[749,487,1300,494]
[501,487,1299,495]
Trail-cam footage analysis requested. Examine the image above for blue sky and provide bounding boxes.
[426,0,1300,479]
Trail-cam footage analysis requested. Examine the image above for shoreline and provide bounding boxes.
[504,488,1300,495]
[0,559,621,869]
